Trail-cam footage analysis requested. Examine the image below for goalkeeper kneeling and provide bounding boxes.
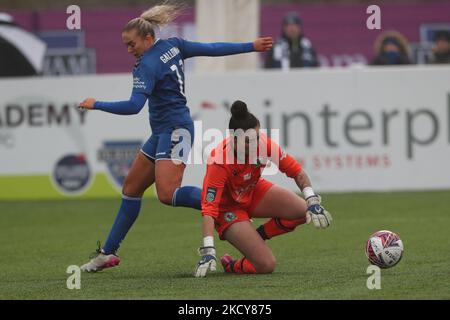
[194,100,332,277]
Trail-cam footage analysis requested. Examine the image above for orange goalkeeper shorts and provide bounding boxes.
[215,179,274,240]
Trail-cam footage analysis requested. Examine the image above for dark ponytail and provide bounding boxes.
[228,100,259,131]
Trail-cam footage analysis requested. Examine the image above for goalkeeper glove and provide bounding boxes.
[195,246,217,278]
[306,195,333,229]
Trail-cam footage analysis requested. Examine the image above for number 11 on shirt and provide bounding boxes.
[171,60,185,97]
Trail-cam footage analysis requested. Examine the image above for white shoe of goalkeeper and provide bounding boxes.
[80,244,120,272]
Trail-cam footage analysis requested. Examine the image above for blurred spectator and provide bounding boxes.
[371,31,412,66]
[428,30,450,64]
[265,12,318,70]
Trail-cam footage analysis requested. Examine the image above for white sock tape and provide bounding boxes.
[203,236,214,248]
[302,187,315,199]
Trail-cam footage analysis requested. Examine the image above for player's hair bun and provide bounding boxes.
[230,100,249,120]
[228,100,260,131]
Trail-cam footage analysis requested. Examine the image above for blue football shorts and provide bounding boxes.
[140,122,195,164]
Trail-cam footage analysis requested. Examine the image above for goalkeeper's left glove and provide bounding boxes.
[306,195,333,229]
[195,246,217,278]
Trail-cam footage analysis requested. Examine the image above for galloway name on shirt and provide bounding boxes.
[160,47,181,64]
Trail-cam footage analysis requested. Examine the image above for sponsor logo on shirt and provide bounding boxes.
[234,181,258,202]
[224,212,237,222]
[206,187,217,202]
[133,77,146,90]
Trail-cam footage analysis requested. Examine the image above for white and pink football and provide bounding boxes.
[365,230,404,269]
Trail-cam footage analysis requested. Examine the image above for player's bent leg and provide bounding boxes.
[251,184,307,219]
[251,184,308,240]
[103,153,156,253]
[223,221,276,274]
[155,160,202,210]
[81,153,156,272]
[155,159,185,205]
[256,217,307,240]
[122,152,156,197]
[154,125,202,210]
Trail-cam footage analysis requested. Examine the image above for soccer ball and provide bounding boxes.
[365,230,404,269]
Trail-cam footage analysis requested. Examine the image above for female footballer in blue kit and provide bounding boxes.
[78,3,273,272]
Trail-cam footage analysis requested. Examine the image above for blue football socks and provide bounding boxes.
[172,186,202,210]
[102,195,142,255]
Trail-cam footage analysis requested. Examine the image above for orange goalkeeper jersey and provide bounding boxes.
[201,133,302,218]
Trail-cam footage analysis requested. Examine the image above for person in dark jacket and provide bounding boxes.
[428,30,450,64]
[265,12,318,70]
[371,31,412,66]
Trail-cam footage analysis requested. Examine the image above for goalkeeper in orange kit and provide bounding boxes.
[195,100,333,277]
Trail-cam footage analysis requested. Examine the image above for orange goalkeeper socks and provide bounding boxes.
[223,256,257,274]
[256,217,307,240]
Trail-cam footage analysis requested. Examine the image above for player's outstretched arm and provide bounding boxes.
[195,215,217,278]
[253,37,274,52]
[294,170,333,229]
[180,37,273,59]
[78,92,147,115]
[78,97,96,109]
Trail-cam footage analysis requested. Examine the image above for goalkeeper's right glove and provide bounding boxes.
[306,195,333,229]
[195,246,217,278]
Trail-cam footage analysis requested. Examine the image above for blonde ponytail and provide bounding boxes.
[124,1,186,38]
[140,2,185,27]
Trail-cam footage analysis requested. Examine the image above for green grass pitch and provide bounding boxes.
[0,191,449,300]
